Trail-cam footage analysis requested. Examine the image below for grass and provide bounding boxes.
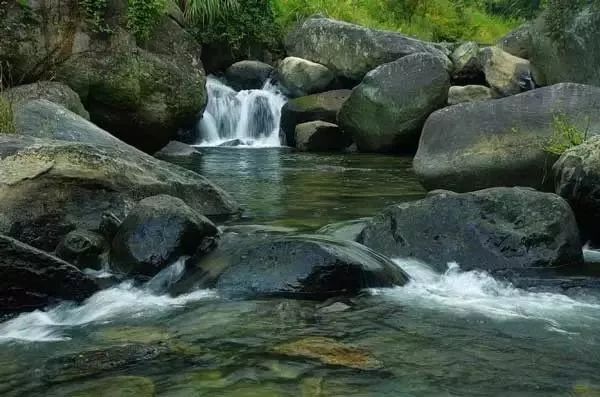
[0,96,16,134]
[544,113,589,155]
[272,0,521,43]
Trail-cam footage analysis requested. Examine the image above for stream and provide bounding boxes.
[2,81,600,397]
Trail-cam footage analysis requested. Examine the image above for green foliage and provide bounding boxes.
[79,0,112,33]
[127,0,168,40]
[544,113,588,155]
[0,97,16,135]
[180,0,239,23]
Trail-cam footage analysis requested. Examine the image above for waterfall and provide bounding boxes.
[196,76,287,147]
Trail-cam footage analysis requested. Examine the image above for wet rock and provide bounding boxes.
[358,187,583,278]
[338,53,450,153]
[554,136,600,245]
[277,56,335,97]
[218,139,250,147]
[450,42,484,84]
[56,229,107,271]
[295,121,352,152]
[414,83,600,193]
[225,60,274,91]
[479,46,533,96]
[281,90,351,147]
[285,16,448,81]
[497,23,532,59]
[45,376,155,397]
[111,195,219,278]
[273,337,382,370]
[316,218,371,241]
[0,234,99,314]
[0,136,238,251]
[154,141,199,159]
[186,234,408,300]
[99,212,122,242]
[447,85,493,105]
[2,81,89,119]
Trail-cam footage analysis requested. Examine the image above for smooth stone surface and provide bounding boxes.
[154,141,199,158]
[285,16,448,81]
[225,60,274,91]
[111,195,219,278]
[447,85,493,105]
[294,121,352,152]
[338,53,450,153]
[316,218,371,241]
[281,90,351,147]
[479,46,533,96]
[414,83,600,193]
[277,56,335,97]
[358,187,583,278]
[0,234,99,314]
[2,81,89,119]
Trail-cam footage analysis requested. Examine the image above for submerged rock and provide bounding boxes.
[56,229,107,271]
[285,16,448,81]
[358,187,583,278]
[0,136,239,251]
[295,121,352,152]
[414,83,600,193]
[0,234,99,314]
[554,137,600,245]
[45,376,155,397]
[179,234,408,300]
[277,56,335,97]
[273,337,382,370]
[111,195,219,278]
[154,141,199,159]
[281,90,351,147]
[225,60,274,91]
[316,218,371,241]
[338,53,450,153]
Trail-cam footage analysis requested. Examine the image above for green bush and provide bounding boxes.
[0,97,16,134]
[544,113,589,155]
[127,0,168,40]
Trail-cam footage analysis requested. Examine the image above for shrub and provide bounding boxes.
[127,0,168,40]
[544,113,589,155]
[0,96,16,134]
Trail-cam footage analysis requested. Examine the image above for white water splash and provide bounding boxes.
[0,260,216,343]
[374,259,600,330]
[196,77,287,147]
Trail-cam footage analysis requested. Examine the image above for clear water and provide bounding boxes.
[2,149,600,397]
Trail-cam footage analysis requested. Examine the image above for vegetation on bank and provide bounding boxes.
[544,114,590,155]
[0,97,15,134]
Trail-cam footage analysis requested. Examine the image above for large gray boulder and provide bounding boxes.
[358,188,583,278]
[111,195,219,278]
[2,81,89,119]
[497,23,532,59]
[338,53,450,153]
[0,136,239,251]
[277,57,335,97]
[0,0,206,153]
[176,234,409,300]
[295,121,352,152]
[414,83,600,193]
[554,136,600,244]
[0,234,99,314]
[479,46,533,96]
[285,16,449,81]
[281,90,351,147]
[529,4,600,87]
[225,60,274,91]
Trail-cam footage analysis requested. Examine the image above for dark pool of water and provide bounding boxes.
[2,149,600,397]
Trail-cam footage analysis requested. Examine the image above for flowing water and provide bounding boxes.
[2,149,600,396]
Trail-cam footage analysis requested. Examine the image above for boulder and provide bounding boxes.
[294,121,352,152]
[285,16,449,81]
[11,99,123,147]
[529,4,600,87]
[111,195,219,278]
[358,187,583,278]
[0,234,99,314]
[0,136,239,251]
[338,53,450,153]
[177,234,409,300]
[56,229,107,271]
[154,141,199,158]
[414,83,600,193]
[447,85,493,105]
[281,90,351,147]
[277,57,335,97]
[225,60,274,91]
[0,1,207,153]
[450,42,484,84]
[2,81,89,119]
[479,46,533,97]
[554,136,600,244]
[497,23,532,59]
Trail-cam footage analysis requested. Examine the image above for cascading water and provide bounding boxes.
[196,76,287,147]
